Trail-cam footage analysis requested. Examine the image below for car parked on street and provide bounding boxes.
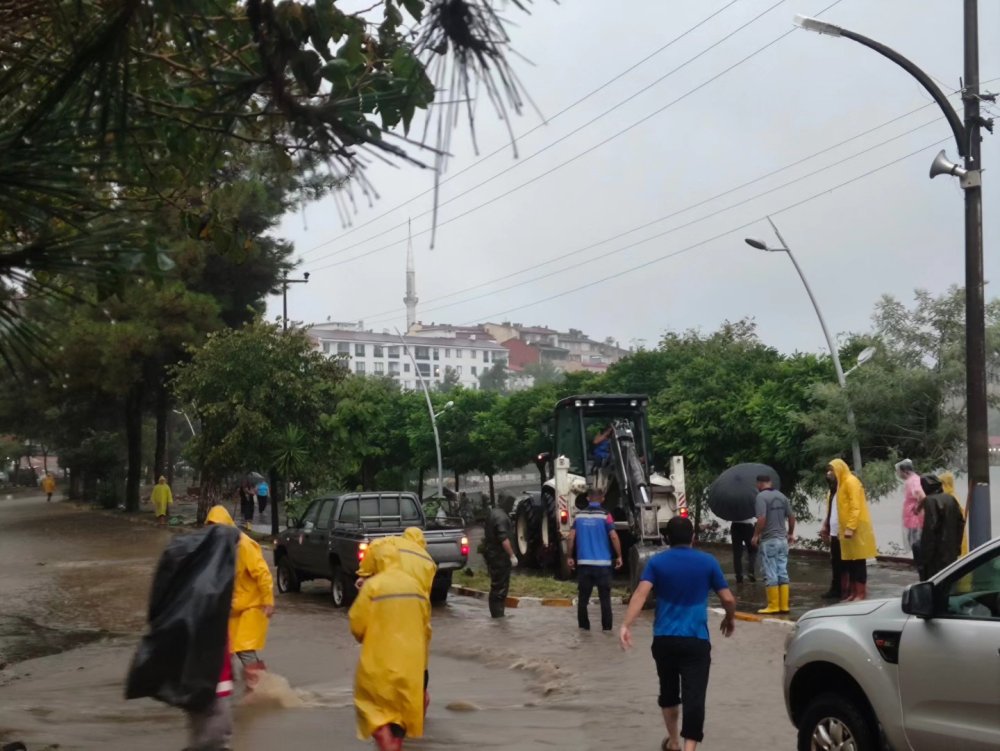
[783,536,1000,751]
[273,491,469,607]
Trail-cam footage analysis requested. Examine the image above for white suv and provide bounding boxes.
[783,537,1000,751]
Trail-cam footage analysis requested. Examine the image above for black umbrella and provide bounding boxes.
[707,463,781,522]
[245,471,265,484]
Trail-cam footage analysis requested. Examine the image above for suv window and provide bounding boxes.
[359,497,380,522]
[315,500,335,530]
[339,499,359,524]
[401,497,420,523]
[944,547,1000,620]
[301,500,322,527]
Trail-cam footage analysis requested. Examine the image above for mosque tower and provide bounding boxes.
[403,219,418,331]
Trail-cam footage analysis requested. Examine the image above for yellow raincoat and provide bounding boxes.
[151,478,173,517]
[41,475,56,494]
[357,528,437,597]
[939,472,968,557]
[350,542,430,740]
[205,505,274,653]
[829,459,878,561]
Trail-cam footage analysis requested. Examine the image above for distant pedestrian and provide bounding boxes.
[752,475,795,615]
[41,472,56,503]
[350,541,430,751]
[151,476,173,527]
[819,471,843,600]
[896,459,925,570]
[918,474,965,580]
[205,505,275,692]
[482,506,517,618]
[729,515,756,585]
[567,487,623,631]
[256,478,270,520]
[619,517,736,751]
[828,459,878,601]
[939,471,968,558]
[238,482,255,529]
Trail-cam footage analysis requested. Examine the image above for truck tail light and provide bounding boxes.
[460,536,469,557]
[358,541,369,562]
[679,508,689,519]
[560,509,568,524]
[872,630,901,664]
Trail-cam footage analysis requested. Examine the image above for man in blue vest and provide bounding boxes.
[567,487,623,631]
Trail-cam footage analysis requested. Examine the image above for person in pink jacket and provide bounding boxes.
[896,459,925,569]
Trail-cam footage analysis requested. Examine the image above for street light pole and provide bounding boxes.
[396,331,447,499]
[796,6,993,547]
[281,271,310,331]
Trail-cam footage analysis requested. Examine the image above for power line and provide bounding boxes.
[362,118,942,326]
[358,98,952,323]
[296,0,746,257]
[464,137,951,324]
[304,0,843,269]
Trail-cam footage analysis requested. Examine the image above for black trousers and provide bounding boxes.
[651,636,712,743]
[845,558,867,584]
[731,522,756,580]
[257,493,268,515]
[829,536,843,595]
[486,554,511,617]
[576,565,613,630]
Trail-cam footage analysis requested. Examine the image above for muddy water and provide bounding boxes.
[0,494,798,750]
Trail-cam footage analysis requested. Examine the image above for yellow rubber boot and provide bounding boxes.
[779,584,790,613]
[758,586,781,614]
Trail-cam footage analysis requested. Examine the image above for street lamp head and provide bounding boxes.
[794,15,843,37]
[745,237,770,251]
[303,271,310,282]
[857,346,877,366]
[444,400,455,410]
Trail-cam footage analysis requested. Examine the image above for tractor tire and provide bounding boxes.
[628,546,655,610]
[514,503,538,568]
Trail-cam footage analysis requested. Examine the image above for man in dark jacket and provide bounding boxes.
[919,474,965,580]
[483,507,517,618]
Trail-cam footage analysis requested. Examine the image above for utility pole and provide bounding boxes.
[281,271,310,331]
[962,0,992,549]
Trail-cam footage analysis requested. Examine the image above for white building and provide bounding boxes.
[306,324,508,391]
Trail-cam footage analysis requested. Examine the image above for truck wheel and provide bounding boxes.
[797,692,877,751]
[330,564,355,608]
[276,556,300,594]
[514,504,533,567]
[628,546,655,610]
[430,571,453,605]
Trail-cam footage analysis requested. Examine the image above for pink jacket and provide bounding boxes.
[902,473,925,530]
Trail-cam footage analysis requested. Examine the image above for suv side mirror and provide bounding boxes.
[901,581,936,619]
[287,516,299,529]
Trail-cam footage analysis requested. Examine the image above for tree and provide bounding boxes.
[478,362,509,393]
[437,366,461,392]
[522,360,564,387]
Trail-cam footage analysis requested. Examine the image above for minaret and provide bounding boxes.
[403,218,418,332]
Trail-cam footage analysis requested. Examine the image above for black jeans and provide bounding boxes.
[730,522,756,581]
[651,636,712,743]
[845,558,867,584]
[576,565,613,630]
[257,494,268,515]
[828,536,843,595]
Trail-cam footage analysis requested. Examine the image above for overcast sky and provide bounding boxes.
[269,0,1000,357]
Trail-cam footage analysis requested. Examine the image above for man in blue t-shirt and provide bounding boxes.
[567,487,623,631]
[620,517,736,751]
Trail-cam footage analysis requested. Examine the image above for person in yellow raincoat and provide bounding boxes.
[151,476,173,526]
[827,459,878,601]
[350,541,431,751]
[205,505,274,690]
[41,473,56,503]
[938,472,968,557]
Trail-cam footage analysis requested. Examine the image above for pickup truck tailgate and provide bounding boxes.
[423,529,467,570]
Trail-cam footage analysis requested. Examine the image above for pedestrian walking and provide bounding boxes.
[238,482,255,529]
[896,459,925,570]
[151,476,173,527]
[729,516,756,585]
[752,475,795,615]
[619,517,736,751]
[482,506,517,618]
[918,474,965,580]
[819,471,843,600]
[125,523,239,751]
[205,505,274,691]
[566,487,623,631]
[350,541,430,751]
[41,472,56,503]
[939,471,968,558]
[255,478,270,520]
[827,459,878,601]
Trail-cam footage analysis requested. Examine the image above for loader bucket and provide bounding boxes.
[628,544,659,610]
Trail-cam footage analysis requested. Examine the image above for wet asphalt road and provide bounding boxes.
[0,494,908,750]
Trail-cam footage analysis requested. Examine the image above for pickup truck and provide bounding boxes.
[273,491,469,607]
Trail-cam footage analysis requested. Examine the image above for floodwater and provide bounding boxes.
[0,493,909,751]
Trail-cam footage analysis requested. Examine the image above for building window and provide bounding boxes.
[388,346,400,359]
[433,348,440,361]
[455,349,463,359]
[356,362,366,374]
[445,348,451,358]
[374,345,384,357]
[404,363,411,373]
[323,341,332,353]
[355,343,366,357]
[337,342,350,355]
[494,357,508,367]
[389,362,401,375]
[414,346,430,360]
[471,366,478,376]
[433,366,441,378]
[417,363,430,377]
[483,350,489,362]
[455,366,462,375]
[374,362,384,374]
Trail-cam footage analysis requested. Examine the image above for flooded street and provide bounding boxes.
[1,495,874,750]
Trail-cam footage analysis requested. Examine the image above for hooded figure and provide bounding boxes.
[357,529,437,598]
[350,540,431,749]
[151,477,173,525]
[205,505,274,682]
[919,474,965,580]
[939,472,968,558]
[828,459,878,601]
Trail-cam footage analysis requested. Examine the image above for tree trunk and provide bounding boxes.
[42,447,48,473]
[68,467,81,499]
[454,470,460,491]
[153,382,169,483]
[488,473,495,506]
[165,415,174,487]
[124,383,144,512]
[417,467,425,500]
[269,468,280,537]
